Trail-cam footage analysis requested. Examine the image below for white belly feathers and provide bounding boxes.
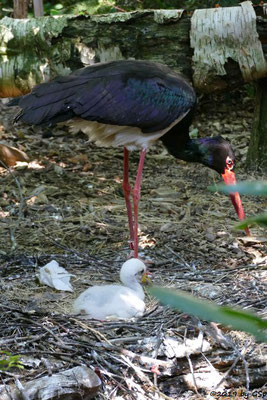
[64,111,188,151]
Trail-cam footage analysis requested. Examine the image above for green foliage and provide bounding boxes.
[235,212,267,230]
[208,181,267,230]
[0,0,117,17]
[116,0,261,11]
[40,0,118,16]
[0,0,263,17]
[45,3,64,16]
[149,181,267,342]
[189,128,199,139]
[0,351,24,371]
[244,83,256,98]
[208,181,267,196]
[0,0,13,18]
[66,0,117,16]
[148,286,267,342]
[116,0,187,11]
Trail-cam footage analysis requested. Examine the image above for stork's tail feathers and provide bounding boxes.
[8,97,21,106]
[7,97,25,123]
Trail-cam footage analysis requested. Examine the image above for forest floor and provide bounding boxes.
[0,89,266,400]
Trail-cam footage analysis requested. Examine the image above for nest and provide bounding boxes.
[1,250,267,399]
[0,90,266,398]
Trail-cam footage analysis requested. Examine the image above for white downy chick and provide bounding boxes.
[73,258,147,319]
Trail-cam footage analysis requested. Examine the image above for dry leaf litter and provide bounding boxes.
[0,88,266,399]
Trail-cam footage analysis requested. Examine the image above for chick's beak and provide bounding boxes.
[141,271,152,285]
[221,168,250,235]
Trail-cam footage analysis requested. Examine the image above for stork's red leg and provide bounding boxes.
[133,149,146,258]
[122,147,134,250]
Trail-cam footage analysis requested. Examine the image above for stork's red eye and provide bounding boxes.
[226,156,234,170]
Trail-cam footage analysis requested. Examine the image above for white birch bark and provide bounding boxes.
[190,1,267,91]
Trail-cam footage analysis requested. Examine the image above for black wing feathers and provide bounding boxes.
[9,60,196,133]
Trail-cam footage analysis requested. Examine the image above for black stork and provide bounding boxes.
[8,60,249,257]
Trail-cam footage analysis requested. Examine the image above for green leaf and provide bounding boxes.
[208,181,267,196]
[50,9,61,15]
[189,128,198,139]
[235,212,267,229]
[148,286,267,342]
[0,351,24,371]
[54,3,64,9]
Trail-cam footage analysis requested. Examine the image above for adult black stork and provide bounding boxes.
[8,60,249,257]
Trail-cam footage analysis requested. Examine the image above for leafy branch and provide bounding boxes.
[148,287,267,342]
[208,181,267,230]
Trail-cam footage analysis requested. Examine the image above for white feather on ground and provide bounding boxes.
[73,258,147,319]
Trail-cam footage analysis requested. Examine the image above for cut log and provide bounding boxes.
[0,4,266,97]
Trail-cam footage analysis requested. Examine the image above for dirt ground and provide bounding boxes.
[0,89,266,399]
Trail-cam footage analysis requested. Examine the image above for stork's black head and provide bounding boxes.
[168,134,249,235]
[196,136,235,174]
[193,136,250,234]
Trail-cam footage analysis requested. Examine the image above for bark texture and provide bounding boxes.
[246,78,267,170]
[190,1,267,92]
[0,5,266,97]
[0,15,74,96]
[33,0,44,18]
[13,0,28,19]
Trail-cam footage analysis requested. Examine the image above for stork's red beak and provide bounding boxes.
[221,168,250,235]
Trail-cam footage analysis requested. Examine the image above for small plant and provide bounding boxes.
[148,287,267,342]
[208,181,267,230]
[148,180,267,343]
[0,351,24,371]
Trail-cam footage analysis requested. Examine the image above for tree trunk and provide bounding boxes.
[246,78,267,170]
[33,0,44,17]
[13,0,28,18]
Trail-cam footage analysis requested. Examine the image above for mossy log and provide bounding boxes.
[0,3,266,97]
